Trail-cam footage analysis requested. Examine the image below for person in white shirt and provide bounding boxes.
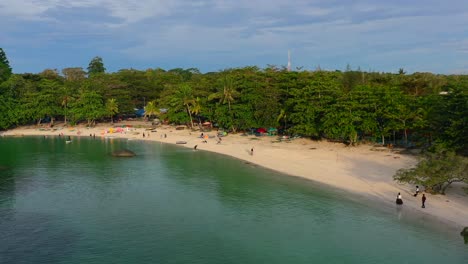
[396,192,403,205]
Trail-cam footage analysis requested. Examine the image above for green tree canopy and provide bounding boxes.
[87,56,106,76]
[0,48,12,83]
[69,90,105,126]
[394,147,468,194]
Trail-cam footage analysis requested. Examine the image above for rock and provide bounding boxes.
[461,227,468,244]
[461,227,468,235]
[111,149,136,157]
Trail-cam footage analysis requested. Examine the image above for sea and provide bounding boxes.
[0,136,466,264]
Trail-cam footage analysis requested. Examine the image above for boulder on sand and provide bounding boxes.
[112,149,136,157]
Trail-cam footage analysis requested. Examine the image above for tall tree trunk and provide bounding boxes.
[64,106,68,125]
[186,105,193,128]
[402,120,407,146]
[228,100,236,132]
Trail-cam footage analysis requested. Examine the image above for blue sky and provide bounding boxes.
[1,0,467,74]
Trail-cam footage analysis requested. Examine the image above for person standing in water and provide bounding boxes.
[422,194,426,208]
[396,192,403,205]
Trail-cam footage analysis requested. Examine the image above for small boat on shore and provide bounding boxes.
[176,141,187,144]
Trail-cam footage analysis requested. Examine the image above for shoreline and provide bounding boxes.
[2,121,468,230]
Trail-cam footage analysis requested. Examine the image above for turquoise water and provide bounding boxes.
[0,137,466,264]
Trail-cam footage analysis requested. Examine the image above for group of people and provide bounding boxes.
[396,185,427,208]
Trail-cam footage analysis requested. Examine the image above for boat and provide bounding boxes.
[176,141,187,144]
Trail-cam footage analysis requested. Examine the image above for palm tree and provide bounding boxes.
[191,97,203,127]
[105,98,119,123]
[144,100,160,119]
[276,108,287,129]
[169,84,196,127]
[211,75,238,112]
[208,74,239,131]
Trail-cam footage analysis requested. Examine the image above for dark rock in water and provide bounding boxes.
[112,149,136,157]
[461,227,468,244]
[0,165,8,170]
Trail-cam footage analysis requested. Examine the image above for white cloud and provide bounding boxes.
[0,0,179,24]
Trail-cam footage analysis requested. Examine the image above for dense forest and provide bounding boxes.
[1,48,467,156]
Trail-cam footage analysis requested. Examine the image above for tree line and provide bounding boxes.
[0,49,467,156]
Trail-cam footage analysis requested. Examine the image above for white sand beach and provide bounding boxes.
[3,121,468,229]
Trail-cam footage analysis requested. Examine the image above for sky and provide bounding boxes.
[1,0,468,74]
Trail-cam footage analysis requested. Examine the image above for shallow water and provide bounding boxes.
[0,137,466,264]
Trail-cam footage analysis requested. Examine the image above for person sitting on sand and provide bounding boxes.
[413,186,420,197]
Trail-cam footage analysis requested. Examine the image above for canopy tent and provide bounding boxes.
[267,127,278,136]
[135,109,145,117]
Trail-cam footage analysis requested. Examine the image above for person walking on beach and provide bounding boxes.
[422,194,426,208]
[396,192,403,205]
[194,145,198,150]
[250,147,254,156]
[414,186,420,197]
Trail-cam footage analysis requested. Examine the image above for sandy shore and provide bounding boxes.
[2,121,468,229]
